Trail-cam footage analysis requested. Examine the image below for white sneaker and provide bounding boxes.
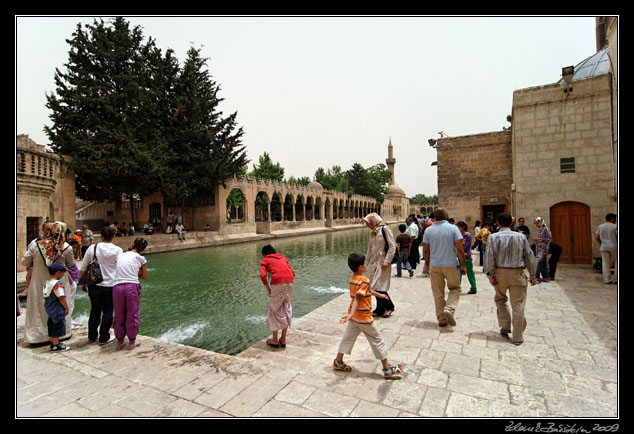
[98,336,116,346]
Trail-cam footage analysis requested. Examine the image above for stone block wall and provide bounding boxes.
[436,130,512,231]
[512,74,616,259]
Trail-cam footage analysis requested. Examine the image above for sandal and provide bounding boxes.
[127,339,141,350]
[383,310,394,318]
[383,364,403,378]
[333,359,352,372]
[116,340,127,350]
[266,340,280,348]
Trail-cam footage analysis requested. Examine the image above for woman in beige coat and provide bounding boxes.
[363,213,397,317]
[21,221,75,345]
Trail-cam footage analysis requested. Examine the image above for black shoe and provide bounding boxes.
[50,342,70,352]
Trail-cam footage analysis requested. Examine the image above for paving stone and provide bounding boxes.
[15,263,618,418]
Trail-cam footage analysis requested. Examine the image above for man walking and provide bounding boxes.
[484,212,537,346]
[596,213,618,284]
[422,207,466,327]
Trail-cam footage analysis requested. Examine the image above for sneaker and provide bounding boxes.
[383,364,403,378]
[98,336,116,346]
[50,342,70,352]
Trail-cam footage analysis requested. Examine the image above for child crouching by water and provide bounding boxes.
[333,253,403,378]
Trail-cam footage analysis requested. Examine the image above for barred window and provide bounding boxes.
[560,157,576,173]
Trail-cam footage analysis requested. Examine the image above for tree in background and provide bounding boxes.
[286,176,310,186]
[409,193,438,205]
[161,46,247,217]
[45,17,165,226]
[351,163,392,203]
[45,18,248,228]
[314,165,350,194]
[248,151,284,182]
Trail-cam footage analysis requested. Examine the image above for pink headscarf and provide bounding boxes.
[363,213,384,235]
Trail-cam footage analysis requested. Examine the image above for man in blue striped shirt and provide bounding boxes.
[484,212,537,346]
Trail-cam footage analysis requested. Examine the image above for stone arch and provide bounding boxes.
[255,191,269,222]
[226,187,246,223]
[295,194,305,221]
[284,193,294,221]
[271,192,282,222]
[306,196,314,221]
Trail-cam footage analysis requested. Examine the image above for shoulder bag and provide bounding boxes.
[78,244,104,285]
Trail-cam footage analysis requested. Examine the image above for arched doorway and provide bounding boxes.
[550,201,592,264]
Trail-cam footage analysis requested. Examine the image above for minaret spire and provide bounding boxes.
[386,137,396,185]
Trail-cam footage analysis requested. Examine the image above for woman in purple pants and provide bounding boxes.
[112,238,148,350]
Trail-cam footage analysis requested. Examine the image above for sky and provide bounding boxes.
[15,15,598,197]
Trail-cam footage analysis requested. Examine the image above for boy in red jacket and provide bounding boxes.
[260,244,295,348]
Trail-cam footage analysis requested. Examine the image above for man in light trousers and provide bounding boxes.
[484,212,537,346]
[423,207,466,327]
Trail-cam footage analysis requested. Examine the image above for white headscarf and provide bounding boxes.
[363,213,384,235]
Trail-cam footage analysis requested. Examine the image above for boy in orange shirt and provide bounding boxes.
[333,253,403,378]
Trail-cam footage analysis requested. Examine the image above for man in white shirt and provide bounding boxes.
[596,213,618,284]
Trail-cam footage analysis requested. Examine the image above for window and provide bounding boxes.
[560,157,576,173]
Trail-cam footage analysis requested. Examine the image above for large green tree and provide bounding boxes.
[248,151,284,182]
[314,165,350,194]
[343,163,392,202]
[45,17,165,225]
[45,19,248,227]
[161,46,247,213]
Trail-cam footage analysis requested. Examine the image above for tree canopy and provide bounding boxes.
[248,151,284,182]
[45,17,247,223]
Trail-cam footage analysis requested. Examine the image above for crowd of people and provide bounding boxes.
[19,221,149,352]
[19,208,617,380]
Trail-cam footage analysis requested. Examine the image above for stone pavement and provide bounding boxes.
[15,258,618,419]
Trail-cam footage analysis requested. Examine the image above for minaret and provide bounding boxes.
[386,137,396,185]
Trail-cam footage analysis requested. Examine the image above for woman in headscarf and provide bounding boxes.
[20,221,75,345]
[533,217,552,283]
[363,213,397,317]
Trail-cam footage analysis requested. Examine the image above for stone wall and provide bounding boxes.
[511,74,616,260]
[436,130,512,231]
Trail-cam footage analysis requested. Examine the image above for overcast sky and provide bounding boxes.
[15,15,598,196]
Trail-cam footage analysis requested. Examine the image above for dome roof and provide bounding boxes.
[308,180,323,190]
[559,46,610,82]
[387,184,405,196]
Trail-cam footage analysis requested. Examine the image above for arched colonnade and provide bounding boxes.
[218,176,382,234]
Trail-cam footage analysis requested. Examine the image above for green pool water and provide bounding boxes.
[69,225,395,355]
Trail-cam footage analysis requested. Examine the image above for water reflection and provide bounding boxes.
[70,225,397,355]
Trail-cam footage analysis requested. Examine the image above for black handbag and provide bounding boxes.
[79,244,104,285]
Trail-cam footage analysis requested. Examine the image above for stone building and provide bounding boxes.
[433,16,618,264]
[434,130,512,228]
[52,139,411,240]
[16,134,76,272]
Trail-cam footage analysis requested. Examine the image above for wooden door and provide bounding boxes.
[550,202,592,264]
